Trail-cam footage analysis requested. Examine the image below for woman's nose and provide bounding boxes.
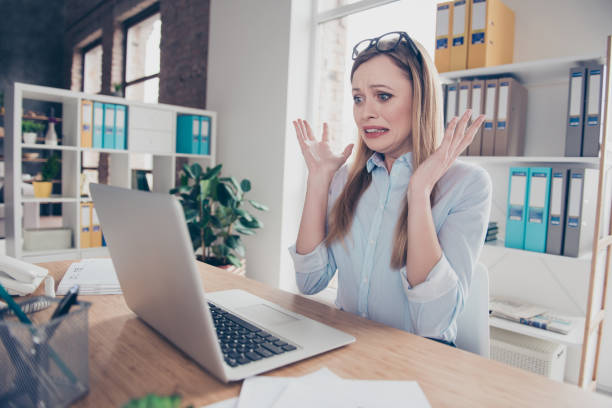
[360,98,378,120]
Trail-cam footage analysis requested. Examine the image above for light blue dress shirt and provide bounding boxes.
[289,152,492,342]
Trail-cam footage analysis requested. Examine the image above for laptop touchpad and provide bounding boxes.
[237,304,298,326]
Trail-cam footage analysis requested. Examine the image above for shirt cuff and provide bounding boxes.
[400,253,458,303]
[288,241,329,273]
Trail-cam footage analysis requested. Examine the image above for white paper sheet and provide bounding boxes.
[237,367,341,408]
[57,258,121,295]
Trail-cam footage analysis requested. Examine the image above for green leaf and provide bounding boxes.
[204,226,216,246]
[213,244,229,257]
[199,179,212,200]
[234,226,256,236]
[225,235,240,249]
[217,183,237,207]
[240,217,263,229]
[190,162,203,179]
[183,163,195,179]
[169,187,178,195]
[205,164,222,180]
[248,199,269,211]
[209,215,222,229]
[184,208,198,223]
[240,179,251,192]
[226,253,242,268]
[234,208,253,222]
[221,177,241,194]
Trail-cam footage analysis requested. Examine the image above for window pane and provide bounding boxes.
[314,1,426,151]
[318,0,362,13]
[126,13,161,82]
[125,77,159,103]
[83,44,102,94]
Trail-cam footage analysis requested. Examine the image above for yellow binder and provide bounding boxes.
[90,206,103,247]
[80,202,92,249]
[450,0,470,71]
[81,100,93,148]
[467,0,515,69]
[435,2,453,73]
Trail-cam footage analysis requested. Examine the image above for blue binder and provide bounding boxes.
[505,167,530,249]
[92,102,104,148]
[103,104,116,149]
[114,105,127,150]
[177,115,199,154]
[524,167,552,252]
[199,116,211,155]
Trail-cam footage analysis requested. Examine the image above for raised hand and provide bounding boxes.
[409,109,486,196]
[293,119,354,178]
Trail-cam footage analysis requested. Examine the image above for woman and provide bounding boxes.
[290,32,491,345]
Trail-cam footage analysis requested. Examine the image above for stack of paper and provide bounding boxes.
[202,367,431,408]
[57,258,121,295]
[489,297,575,335]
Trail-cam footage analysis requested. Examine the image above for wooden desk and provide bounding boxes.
[35,260,611,407]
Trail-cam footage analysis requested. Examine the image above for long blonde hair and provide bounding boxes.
[325,37,444,270]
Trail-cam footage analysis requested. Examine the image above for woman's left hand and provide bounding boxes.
[409,109,485,198]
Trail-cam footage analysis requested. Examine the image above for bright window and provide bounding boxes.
[82,42,102,94]
[124,6,161,103]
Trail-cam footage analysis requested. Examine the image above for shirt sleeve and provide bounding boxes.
[289,166,347,295]
[401,166,492,338]
[289,241,338,295]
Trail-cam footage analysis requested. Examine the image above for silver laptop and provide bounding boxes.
[90,183,354,382]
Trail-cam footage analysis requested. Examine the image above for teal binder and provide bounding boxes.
[103,104,115,149]
[92,102,104,148]
[505,167,530,249]
[114,105,127,150]
[199,116,211,155]
[524,167,552,252]
[177,115,199,154]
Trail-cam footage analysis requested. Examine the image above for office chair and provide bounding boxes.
[455,262,490,358]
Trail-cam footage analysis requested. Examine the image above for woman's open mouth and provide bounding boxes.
[363,127,389,138]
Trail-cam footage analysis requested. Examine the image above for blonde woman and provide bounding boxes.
[290,32,491,346]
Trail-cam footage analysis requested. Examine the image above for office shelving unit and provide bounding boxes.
[443,36,612,389]
[5,82,217,263]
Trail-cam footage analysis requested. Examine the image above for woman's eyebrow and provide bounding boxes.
[352,84,394,92]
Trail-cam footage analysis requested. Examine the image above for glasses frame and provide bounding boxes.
[351,31,420,61]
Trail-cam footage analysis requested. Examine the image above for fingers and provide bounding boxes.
[456,114,485,155]
[322,122,329,143]
[451,109,472,148]
[303,120,316,141]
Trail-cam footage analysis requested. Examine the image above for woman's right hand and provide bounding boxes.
[293,119,354,179]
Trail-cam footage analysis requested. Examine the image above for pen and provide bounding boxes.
[51,284,80,320]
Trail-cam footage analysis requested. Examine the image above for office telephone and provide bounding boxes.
[0,255,49,296]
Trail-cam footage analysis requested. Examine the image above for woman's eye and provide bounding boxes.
[378,93,392,102]
[353,95,363,104]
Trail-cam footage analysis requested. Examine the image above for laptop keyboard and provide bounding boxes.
[208,302,298,367]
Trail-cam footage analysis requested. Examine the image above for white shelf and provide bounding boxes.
[175,152,214,159]
[22,196,78,203]
[482,240,592,263]
[22,143,79,151]
[440,54,604,84]
[459,156,601,167]
[490,316,585,347]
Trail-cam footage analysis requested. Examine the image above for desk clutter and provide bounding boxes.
[57,258,120,295]
[490,297,574,335]
[0,285,91,407]
[202,367,431,408]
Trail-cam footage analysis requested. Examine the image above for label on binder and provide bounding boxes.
[587,116,599,126]
[472,32,485,44]
[569,117,580,126]
[453,37,464,46]
[437,38,448,49]
[497,121,506,130]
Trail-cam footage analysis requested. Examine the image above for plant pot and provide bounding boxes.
[33,181,53,198]
[23,132,37,144]
[197,256,246,276]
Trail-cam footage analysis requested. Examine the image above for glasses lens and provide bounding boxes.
[353,39,373,58]
[377,32,402,52]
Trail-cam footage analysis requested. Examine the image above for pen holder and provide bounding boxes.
[0,296,91,408]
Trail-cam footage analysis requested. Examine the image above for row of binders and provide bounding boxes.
[176,114,211,155]
[565,64,606,157]
[80,202,104,249]
[435,0,515,72]
[444,76,527,156]
[505,167,609,257]
[80,100,127,150]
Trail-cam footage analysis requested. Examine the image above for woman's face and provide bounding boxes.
[352,55,413,158]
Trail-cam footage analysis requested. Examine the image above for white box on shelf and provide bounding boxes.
[490,327,567,382]
[23,228,72,251]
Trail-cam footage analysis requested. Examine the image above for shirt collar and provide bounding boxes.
[366,151,414,173]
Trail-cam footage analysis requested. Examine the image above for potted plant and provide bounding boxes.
[22,120,44,144]
[112,82,124,97]
[33,153,60,198]
[170,163,268,274]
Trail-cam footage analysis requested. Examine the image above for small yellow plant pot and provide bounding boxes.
[33,181,53,198]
